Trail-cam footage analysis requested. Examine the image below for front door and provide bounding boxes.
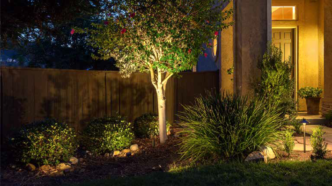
[272,28,296,99]
[272,29,294,65]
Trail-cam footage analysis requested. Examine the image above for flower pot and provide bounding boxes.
[305,97,321,115]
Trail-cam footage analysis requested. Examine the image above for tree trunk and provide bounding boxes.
[156,86,167,144]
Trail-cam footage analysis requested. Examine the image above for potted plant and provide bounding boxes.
[298,87,323,115]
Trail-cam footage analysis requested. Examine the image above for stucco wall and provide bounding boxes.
[322,0,332,114]
[272,0,324,111]
[234,0,271,95]
[220,1,234,94]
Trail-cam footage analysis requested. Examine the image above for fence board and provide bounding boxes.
[0,67,219,144]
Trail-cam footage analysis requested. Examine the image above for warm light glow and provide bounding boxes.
[272,6,296,20]
[213,38,217,57]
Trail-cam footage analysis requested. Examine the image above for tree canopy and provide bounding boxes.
[1,0,101,47]
[76,0,233,143]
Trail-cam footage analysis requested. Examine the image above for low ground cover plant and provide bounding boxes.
[9,119,77,166]
[81,115,134,155]
[284,130,295,156]
[179,92,284,163]
[133,113,171,138]
[311,127,328,158]
[77,160,332,186]
[290,119,302,134]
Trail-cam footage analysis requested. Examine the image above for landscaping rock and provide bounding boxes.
[39,165,52,173]
[260,146,276,159]
[56,163,71,171]
[69,157,78,165]
[245,151,264,162]
[113,151,121,156]
[26,163,36,171]
[121,149,131,154]
[130,144,139,152]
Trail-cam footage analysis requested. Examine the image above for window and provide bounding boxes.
[272,6,296,20]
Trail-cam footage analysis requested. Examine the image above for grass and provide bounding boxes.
[72,160,332,186]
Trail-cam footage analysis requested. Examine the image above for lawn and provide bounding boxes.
[73,160,332,186]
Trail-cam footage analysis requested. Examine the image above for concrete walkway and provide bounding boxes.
[293,125,332,151]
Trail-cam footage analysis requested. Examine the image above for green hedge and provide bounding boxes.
[81,116,134,155]
[9,119,77,166]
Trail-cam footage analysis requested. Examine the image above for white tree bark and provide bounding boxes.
[149,66,172,144]
[156,86,167,144]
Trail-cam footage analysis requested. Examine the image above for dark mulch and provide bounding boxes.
[0,136,182,186]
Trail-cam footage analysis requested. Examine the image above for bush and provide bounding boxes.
[298,87,323,99]
[9,119,77,166]
[290,119,302,134]
[133,113,171,138]
[82,116,134,155]
[254,45,296,118]
[283,130,295,156]
[310,127,327,159]
[179,92,284,163]
[324,110,332,127]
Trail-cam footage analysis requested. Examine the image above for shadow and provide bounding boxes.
[1,96,26,149]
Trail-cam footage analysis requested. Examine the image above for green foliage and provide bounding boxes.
[78,160,332,186]
[133,113,171,138]
[9,119,77,166]
[298,87,323,99]
[324,110,332,127]
[179,92,284,163]
[2,0,103,48]
[310,127,327,159]
[82,116,134,155]
[254,45,296,117]
[283,130,295,156]
[290,119,302,134]
[76,0,233,77]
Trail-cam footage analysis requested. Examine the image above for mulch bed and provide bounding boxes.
[0,136,182,186]
[271,150,332,162]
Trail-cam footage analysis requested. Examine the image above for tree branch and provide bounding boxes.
[162,72,173,86]
[149,64,158,90]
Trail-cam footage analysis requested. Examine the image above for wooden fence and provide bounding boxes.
[0,67,219,144]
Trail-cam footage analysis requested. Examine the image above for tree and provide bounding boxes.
[16,16,118,70]
[76,0,233,143]
[1,0,102,47]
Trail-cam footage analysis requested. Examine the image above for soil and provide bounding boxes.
[0,136,182,186]
[1,134,331,186]
[271,150,332,162]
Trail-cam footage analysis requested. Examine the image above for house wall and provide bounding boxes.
[272,0,324,111]
[322,0,332,114]
[220,1,234,94]
[220,0,272,96]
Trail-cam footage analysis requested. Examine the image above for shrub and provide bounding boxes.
[179,92,284,163]
[9,119,77,166]
[324,110,332,127]
[310,127,327,159]
[298,87,323,99]
[290,119,302,134]
[82,116,134,155]
[283,130,295,156]
[254,44,296,118]
[133,113,171,138]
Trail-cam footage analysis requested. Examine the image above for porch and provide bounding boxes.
[219,0,332,115]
